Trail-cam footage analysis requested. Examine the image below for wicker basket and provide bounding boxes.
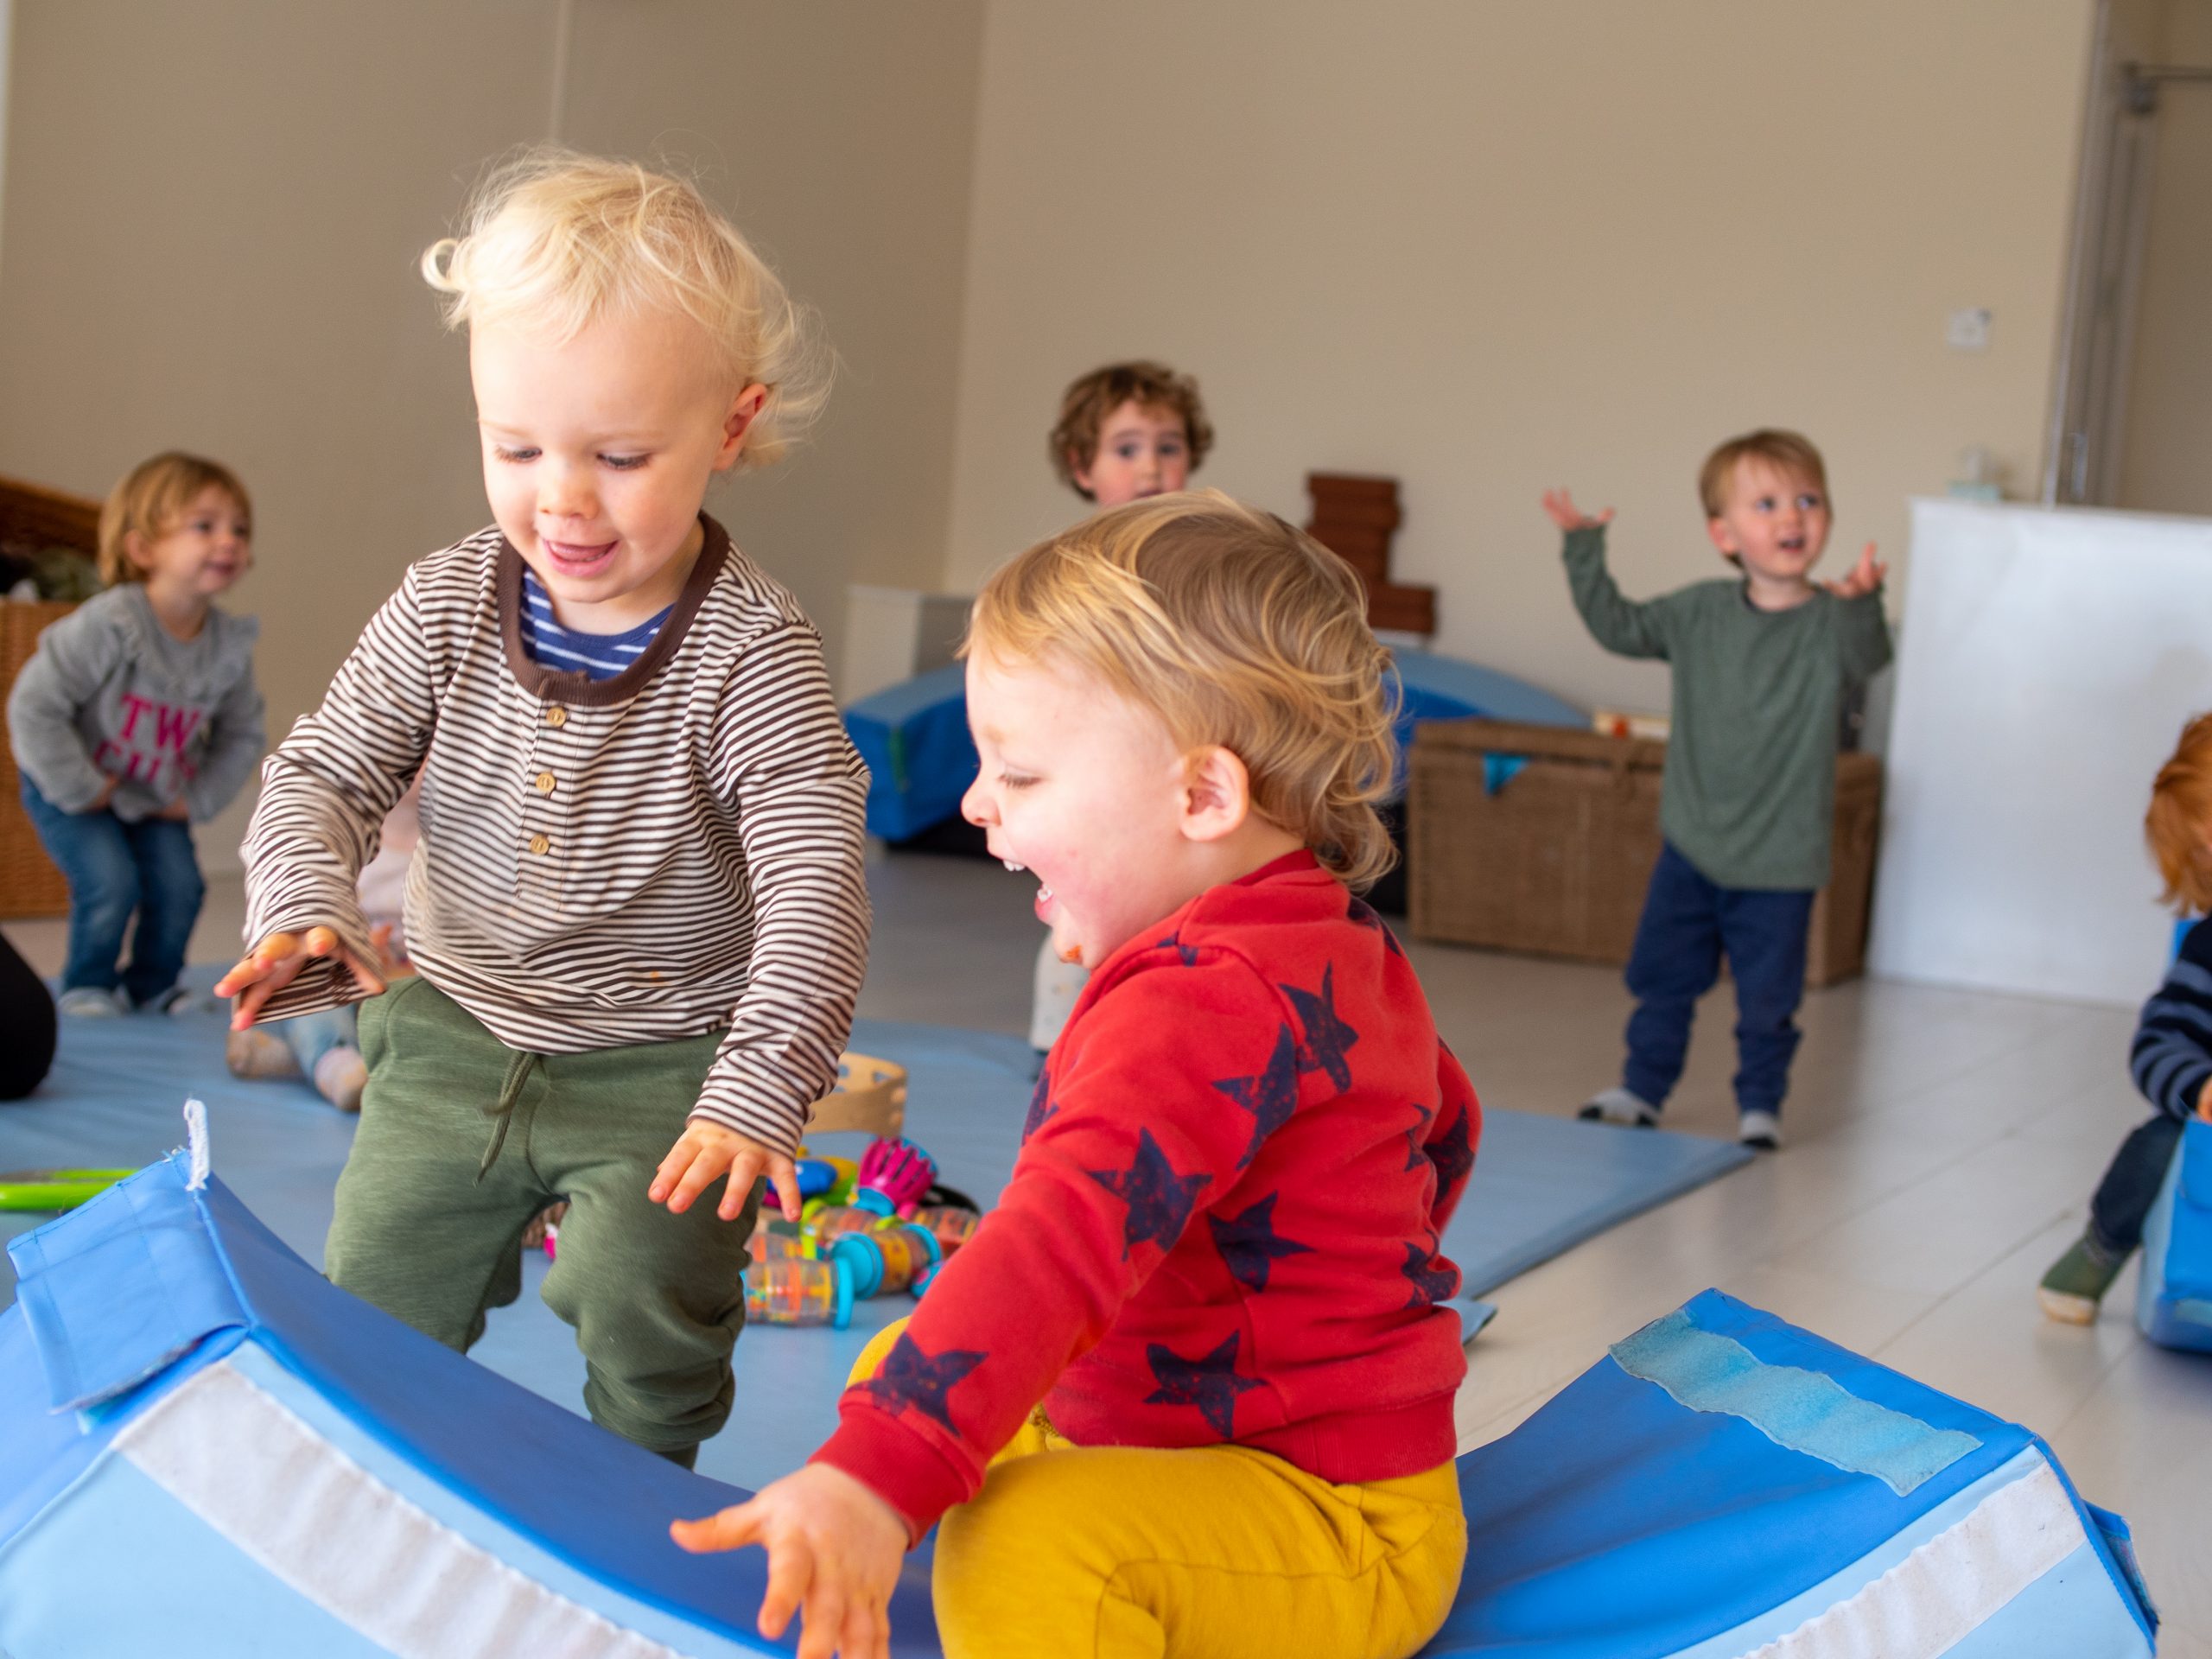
[1408,718,1882,988]
[0,474,101,919]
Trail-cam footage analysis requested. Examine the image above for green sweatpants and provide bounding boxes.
[326,976,758,1462]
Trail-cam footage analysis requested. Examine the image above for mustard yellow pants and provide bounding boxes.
[849,1320,1466,1659]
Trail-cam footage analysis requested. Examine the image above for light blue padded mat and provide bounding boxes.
[0,972,1748,1490]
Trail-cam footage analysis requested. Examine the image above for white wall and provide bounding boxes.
[0,1,984,871]
[941,1,2098,721]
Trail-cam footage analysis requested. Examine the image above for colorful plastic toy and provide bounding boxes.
[0,1169,130,1212]
[753,1219,815,1261]
[801,1202,887,1243]
[831,1224,941,1299]
[910,1204,980,1256]
[792,1154,858,1204]
[746,1256,855,1329]
[854,1137,937,1219]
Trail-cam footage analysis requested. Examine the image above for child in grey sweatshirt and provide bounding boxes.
[6,453,264,1014]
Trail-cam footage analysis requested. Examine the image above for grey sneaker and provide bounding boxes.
[57,986,127,1018]
[138,985,206,1017]
[2038,1231,2126,1325]
[1579,1086,1660,1128]
[1738,1109,1783,1151]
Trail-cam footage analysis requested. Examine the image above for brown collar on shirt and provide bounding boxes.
[495,513,731,707]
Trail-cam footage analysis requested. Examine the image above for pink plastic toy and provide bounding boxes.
[854,1137,938,1219]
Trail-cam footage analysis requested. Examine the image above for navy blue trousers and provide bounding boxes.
[1623,842,1815,1119]
[2089,1114,2183,1257]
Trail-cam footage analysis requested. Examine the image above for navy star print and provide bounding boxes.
[1086,1128,1211,1257]
[1427,1104,1474,1194]
[1212,1024,1302,1166]
[1145,1332,1263,1437]
[1154,932,1201,967]
[1403,1103,1434,1172]
[1023,1071,1058,1141]
[1347,895,1406,956]
[861,1333,987,1432]
[1282,963,1360,1090]
[1401,1242,1459,1307]
[1207,1192,1314,1292]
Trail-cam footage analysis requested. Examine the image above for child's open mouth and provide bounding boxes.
[1003,858,1055,919]
[544,538,620,577]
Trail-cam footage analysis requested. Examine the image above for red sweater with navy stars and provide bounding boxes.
[812,850,1480,1535]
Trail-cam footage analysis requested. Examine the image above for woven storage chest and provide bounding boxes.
[1408,718,1881,988]
[1,474,100,918]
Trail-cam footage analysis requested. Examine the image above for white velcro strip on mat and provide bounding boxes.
[1736,1458,2082,1659]
[116,1357,686,1659]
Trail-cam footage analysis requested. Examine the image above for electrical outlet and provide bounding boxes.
[1946,308,1992,352]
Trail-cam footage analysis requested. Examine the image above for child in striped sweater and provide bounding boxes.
[2040,712,2212,1322]
[216,152,869,1465]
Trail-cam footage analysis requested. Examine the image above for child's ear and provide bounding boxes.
[1068,449,1097,500]
[1179,745,1251,843]
[715,383,772,470]
[122,529,153,575]
[1704,516,1738,560]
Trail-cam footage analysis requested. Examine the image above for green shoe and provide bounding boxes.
[2037,1233,2126,1325]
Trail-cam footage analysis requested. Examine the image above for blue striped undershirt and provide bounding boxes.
[518,569,674,682]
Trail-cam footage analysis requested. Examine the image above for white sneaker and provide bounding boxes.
[1738,1109,1783,1151]
[57,986,127,1017]
[1578,1086,1660,1128]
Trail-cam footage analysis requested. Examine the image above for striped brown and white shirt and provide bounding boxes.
[242,517,870,1152]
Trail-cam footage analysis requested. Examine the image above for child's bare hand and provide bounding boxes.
[671,1464,908,1659]
[1541,488,1614,532]
[2196,1075,2212,1124]
[157,797,192,822]
[651,1120,802,1221]
[1823,542,1886,600]
[215,926,387,1029]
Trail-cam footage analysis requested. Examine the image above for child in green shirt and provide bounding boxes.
[1546,429,1891,1147]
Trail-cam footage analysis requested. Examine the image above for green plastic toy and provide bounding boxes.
[0,1169,131,1212]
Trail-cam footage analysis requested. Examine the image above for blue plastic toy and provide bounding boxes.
[2138,1116,2212,1351]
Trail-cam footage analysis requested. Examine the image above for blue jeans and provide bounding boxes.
[19,776,205,1004]
[1622,842,1815,1119]
[280,1007,359,1074]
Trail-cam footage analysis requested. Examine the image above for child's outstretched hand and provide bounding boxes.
[1824,542,1887,600]
[1541,488,1614,532]
[673,1464,908,1659]
[215,926,387,1029]
[652,1120,804,1222]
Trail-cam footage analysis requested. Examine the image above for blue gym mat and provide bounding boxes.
[0,977,1748,1491]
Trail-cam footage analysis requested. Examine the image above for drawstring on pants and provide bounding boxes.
[477,1049,542,1182]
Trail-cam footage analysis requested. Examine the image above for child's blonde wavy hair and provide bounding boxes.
[421,149,829,469]
[97,452,252,587]
[966,491,1401,890]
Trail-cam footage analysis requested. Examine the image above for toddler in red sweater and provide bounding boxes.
[676,492,1479,1659]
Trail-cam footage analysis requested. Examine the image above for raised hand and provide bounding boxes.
[651,1119,804,1222]
[215,926,387,1029]
[1541,488,1614,533]
[671,1463,909,1659]
[1823,542,1886,600]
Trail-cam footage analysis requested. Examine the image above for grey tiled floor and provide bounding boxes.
[9,850,2206,1652]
